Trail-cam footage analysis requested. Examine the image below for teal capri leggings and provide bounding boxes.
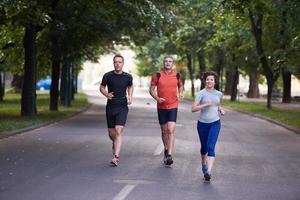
[197,120,221,157]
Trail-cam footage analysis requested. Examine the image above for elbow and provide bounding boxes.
[191,107,196,112]
[149,89,153,95]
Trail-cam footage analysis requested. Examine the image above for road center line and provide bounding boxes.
[153,142,164,156]
[112,184,136,200]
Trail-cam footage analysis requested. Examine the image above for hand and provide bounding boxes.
[178,94,184,101]
[219,108,225,116]
[127,96,132,105]
[157,97,166,104]
[106,92,114,100]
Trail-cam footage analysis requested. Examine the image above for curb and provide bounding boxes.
[225,107,300,135]
[0,104,92,140]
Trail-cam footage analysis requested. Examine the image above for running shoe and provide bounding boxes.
[163,149,168,164]
[202,163,208,174]
[165,155,173,166]
[164,149,168,158]
[204,172,211,181]
[110,155,119,166]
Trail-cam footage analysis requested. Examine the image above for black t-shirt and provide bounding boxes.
[101,70,133,106]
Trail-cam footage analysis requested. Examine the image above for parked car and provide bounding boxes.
[36,76,51,90]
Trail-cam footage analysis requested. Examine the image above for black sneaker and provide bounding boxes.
[164,149,168,158]
[165,155,173,166]
[204,172,211,181]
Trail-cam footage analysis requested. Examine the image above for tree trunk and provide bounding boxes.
[21,25,37,116]
[213,47,224,90]
[197,50,206,89]
[50,43,61,111]
[247,69,260,98]
[0,72,4,102]
[186,52,195,98]
[71,64,75,100]
[66,59,71,107]
[74,69,78,94]
[230,54,239,102]
[60,58,66,106]
[282,68,291,103]
[224,70,232,95]
[249,9,274,109]
[60,56,71,107]
[279,0,291,103]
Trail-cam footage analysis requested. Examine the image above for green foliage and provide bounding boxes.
[1,0,176,76]
[135,37,171,77]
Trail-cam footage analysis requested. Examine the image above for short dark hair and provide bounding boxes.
[113,54,124,62]
[203,71,219,84]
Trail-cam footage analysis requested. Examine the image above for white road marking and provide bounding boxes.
[112,184,136,200]
[153,142,164,156]
[114,180,155,185]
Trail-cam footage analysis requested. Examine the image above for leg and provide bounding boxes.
[161,123,174,166]
[106,107,116,154]
[113,125,124,157]
[166,108,178,155]
[166,122,176,155]
[206,120,221,173]
[158,109,168,153]
[108,126,117,142]
[113,106,128,157]
[197,121,209,164]
[108,128,116,154]
[197,121,209,174]
[160,123,168,152]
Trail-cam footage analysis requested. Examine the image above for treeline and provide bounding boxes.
[135,0,300,108]
[0,0,175,116]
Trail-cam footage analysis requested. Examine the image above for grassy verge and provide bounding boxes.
[0,93,88,132]
[184,91,300,129]
[222,100,300,129]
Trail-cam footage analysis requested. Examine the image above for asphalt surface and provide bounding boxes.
[0,90,299,200]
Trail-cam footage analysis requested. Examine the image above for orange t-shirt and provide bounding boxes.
[150,70,182,109]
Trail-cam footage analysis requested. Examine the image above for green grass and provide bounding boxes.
[184,91,300,129]
[0,93,88,132]
[222,100,300,129]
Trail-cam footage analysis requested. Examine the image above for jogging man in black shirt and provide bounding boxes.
[100,54,133,166]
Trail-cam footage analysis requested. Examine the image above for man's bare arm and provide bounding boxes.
[100,85,114,99]
[127,85,133,105]
[149,85,165,103]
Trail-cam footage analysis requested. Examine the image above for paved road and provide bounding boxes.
[1,90,299,200]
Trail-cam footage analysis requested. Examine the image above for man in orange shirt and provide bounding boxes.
[149,55,184,166]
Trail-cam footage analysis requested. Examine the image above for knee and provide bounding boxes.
[165,128,174,135]
[207,146,215,157]
[116,130,123,136]
[200,148,207,155]
[115,128,123,136]
[161,127,171,135]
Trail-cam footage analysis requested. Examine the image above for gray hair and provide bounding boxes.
[163,55,174,61]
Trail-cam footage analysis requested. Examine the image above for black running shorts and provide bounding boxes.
[157,108,178,125]
[106,106,129,128]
